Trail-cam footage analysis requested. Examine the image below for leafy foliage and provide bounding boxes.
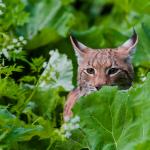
[0,0,150,150]
[0,0,29,30]
[74,73,150,150]
[20,0,75,49]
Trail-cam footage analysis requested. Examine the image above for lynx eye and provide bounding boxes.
[86,68,95,75]
[107,68,119,75]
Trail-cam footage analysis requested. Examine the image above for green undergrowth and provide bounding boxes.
[73,73,150,150]
[0,0,150,150]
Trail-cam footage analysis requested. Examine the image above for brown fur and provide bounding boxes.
[63,88,80,117]
[64,31,138,119]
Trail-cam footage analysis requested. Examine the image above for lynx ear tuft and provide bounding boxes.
[70,36,87,51]
[70,36,88,63]
[119,29,138,54]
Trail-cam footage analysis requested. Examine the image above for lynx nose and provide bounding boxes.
[95,84,102,90]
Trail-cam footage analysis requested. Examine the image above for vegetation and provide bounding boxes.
[0,0,150,149]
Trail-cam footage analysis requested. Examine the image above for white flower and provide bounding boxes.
[42,62,47,68]
[2,48,7,52]
[69,123,80,130]
[14,49,21,54]
[0,3,5,8]
[19,36,24,41]
[74,123,80,129]
[0,10,3,15]
[2,48,9,59]
[141,77,146,81]
[63,124,69,131]
[70,116,80,123]
[64,116,70,122]
[64,131,71,138]
[22,40,27,45]
[18,47,23,51]
[7,45,14,50]
[12,38,18,43]
[16,42,21,47]
[62,115,80,139]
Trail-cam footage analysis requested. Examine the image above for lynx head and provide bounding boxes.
[70,31,138,96]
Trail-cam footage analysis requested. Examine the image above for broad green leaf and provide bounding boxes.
[0,107,63,147]
[21,0,75,49]
[32,88,64,120]
[72,26,127,49]
[133,22,150,67]
[0,106,15,124]
[61,0,75,5]
[26,0,61,38]
[73,73,150,150]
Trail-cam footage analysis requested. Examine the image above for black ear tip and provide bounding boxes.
[70,35,78,46]
[70,35,75,41]
[132,28,137,38]
[131,28,138,43]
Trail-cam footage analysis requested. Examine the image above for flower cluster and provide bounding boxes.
[39,50,74,91]
[42,61,47,69]
[1,36,27,59]
[61,116,80,138]
[0,0,6,16]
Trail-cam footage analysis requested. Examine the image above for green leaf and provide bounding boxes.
[0,106,15,123]
[133,22,150,67]
[21,0,75,49]
[0,106,63,147]
[0,78,26,101]
[73,73,150,150]
[26,0,62,38]
[32,88,64,120]
[0,65,23,77]
[20,76,37,84]
[72,26,127,49]
[0,0,29,30]
[30,56,45,74]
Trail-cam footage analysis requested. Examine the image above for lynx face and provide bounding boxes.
[70,31,138,96]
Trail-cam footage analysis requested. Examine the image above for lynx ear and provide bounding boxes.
[70,36,88,63]
[119,30,138,54]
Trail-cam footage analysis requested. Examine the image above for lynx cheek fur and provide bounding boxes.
[64,31,138,119]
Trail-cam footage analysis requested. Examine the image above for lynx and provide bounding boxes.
[64,31,138,119]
